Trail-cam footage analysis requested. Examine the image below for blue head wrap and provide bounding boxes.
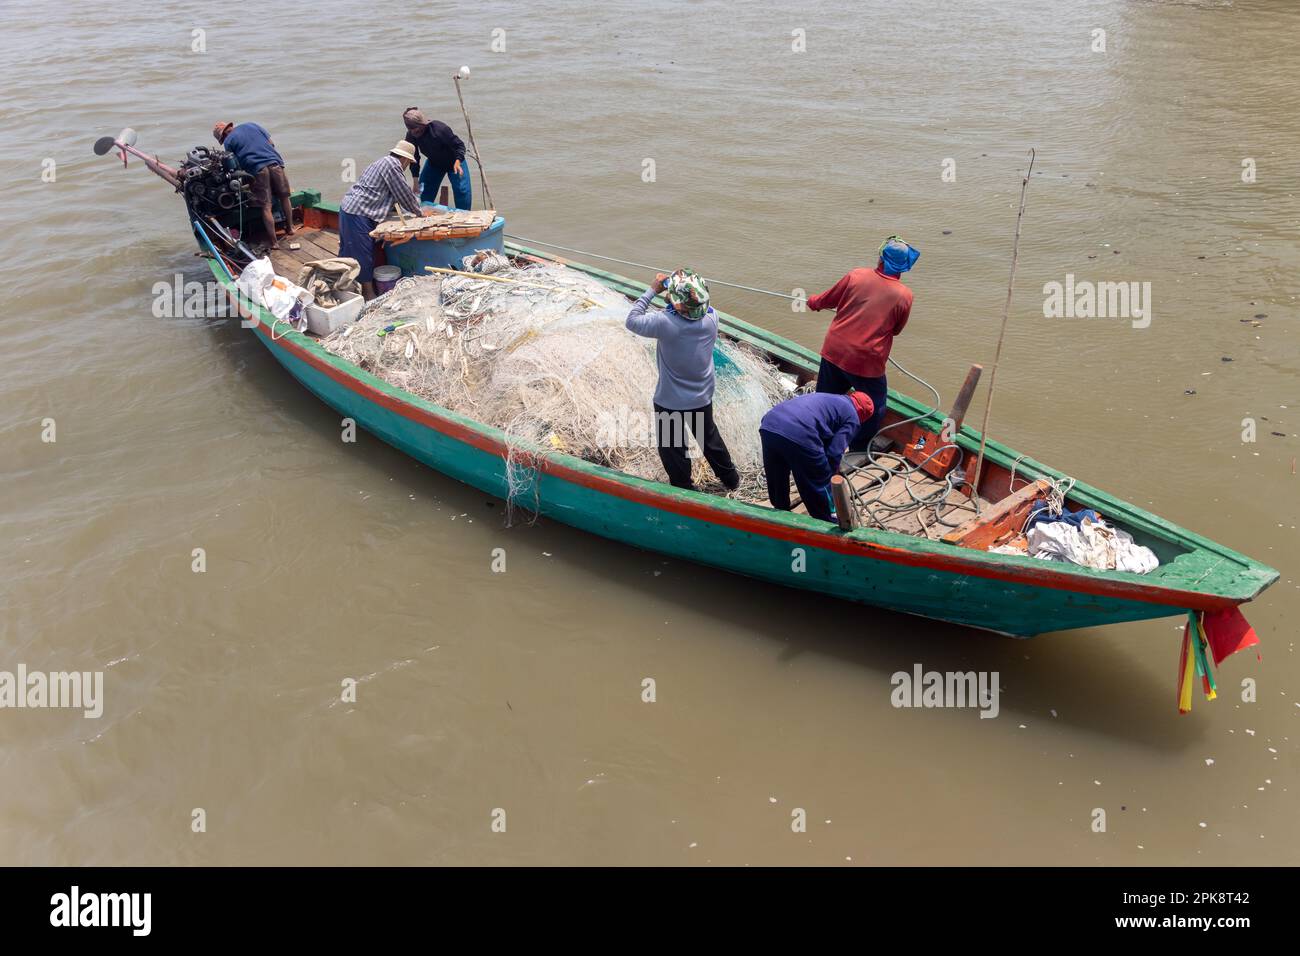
[879,236,920,276]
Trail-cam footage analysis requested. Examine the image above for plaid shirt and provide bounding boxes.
[340,155,422,220]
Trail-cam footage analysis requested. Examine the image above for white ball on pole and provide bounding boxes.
[458,65,471,80]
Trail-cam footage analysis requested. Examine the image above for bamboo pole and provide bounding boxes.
[970,149,1036,496]
[454,72,495,211]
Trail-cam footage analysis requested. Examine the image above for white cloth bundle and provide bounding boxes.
[236,257,314,320]
[1026,518,1159,574]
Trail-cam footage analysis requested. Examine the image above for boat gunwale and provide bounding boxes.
[202,215,1277,611]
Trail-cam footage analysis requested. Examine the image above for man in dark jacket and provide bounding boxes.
[401,108,472,209]
[760,390,875,522]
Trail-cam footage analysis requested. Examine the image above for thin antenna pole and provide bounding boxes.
[453,73,495,211]
[970,148,1036,496]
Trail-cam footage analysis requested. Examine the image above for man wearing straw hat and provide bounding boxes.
[626,270,741,493]
[339,140,431,300]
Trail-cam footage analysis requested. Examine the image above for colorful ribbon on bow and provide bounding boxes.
[1177,607,1261,714]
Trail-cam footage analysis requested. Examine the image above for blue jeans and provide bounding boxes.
[418,161,472,209]
[815,357,888,451]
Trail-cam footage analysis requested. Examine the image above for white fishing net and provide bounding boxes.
[320,258,795,506]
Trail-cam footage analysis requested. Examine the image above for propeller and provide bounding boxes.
[89,127,180,187]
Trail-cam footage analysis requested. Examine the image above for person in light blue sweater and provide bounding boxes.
[625,270,740,492]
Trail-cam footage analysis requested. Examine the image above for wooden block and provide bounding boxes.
[899,423,960,480]
[941,478,1051,550]
[289,188,321,209]
[831,475,857,530]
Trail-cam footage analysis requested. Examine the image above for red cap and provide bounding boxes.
[849,390,875,423]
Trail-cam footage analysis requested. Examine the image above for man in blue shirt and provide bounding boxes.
[213,121,295,250]
[760,390,875,522]
[626,270,740,492]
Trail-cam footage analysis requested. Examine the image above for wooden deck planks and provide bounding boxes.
[268,228,342,279]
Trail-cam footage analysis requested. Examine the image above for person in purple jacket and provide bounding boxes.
[760,390,875,522]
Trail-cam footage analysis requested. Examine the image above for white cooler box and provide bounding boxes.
[303,292,364,336]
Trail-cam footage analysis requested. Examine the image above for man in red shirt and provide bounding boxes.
[807,236,919,450]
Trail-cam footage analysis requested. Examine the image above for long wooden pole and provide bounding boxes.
[970,149,1036,496]
[454,75,495,211]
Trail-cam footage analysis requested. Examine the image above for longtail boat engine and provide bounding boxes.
[176,145,254,222]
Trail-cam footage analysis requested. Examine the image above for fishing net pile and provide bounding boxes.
[320,256,796,504]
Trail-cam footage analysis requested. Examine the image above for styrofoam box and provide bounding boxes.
[304,291,364,336]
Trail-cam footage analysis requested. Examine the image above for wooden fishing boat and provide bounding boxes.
[90,132,1276,639]
[186,194,1274,638]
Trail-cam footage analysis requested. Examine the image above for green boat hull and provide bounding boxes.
[206,226,1277,638]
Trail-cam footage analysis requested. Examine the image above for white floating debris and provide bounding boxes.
[1205,758,1215,766]
[1198,822,1208,828]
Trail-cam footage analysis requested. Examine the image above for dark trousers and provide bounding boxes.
[653,403,740,491]
[761,429,835,522]
[338,210,380,282]
[815,357,888,451]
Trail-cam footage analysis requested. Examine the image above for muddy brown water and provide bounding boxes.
[1,0,1296,864]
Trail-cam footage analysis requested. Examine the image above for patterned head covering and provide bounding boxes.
[664,269,710,319]
[212,121,234,143]
[878,235,920,275]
